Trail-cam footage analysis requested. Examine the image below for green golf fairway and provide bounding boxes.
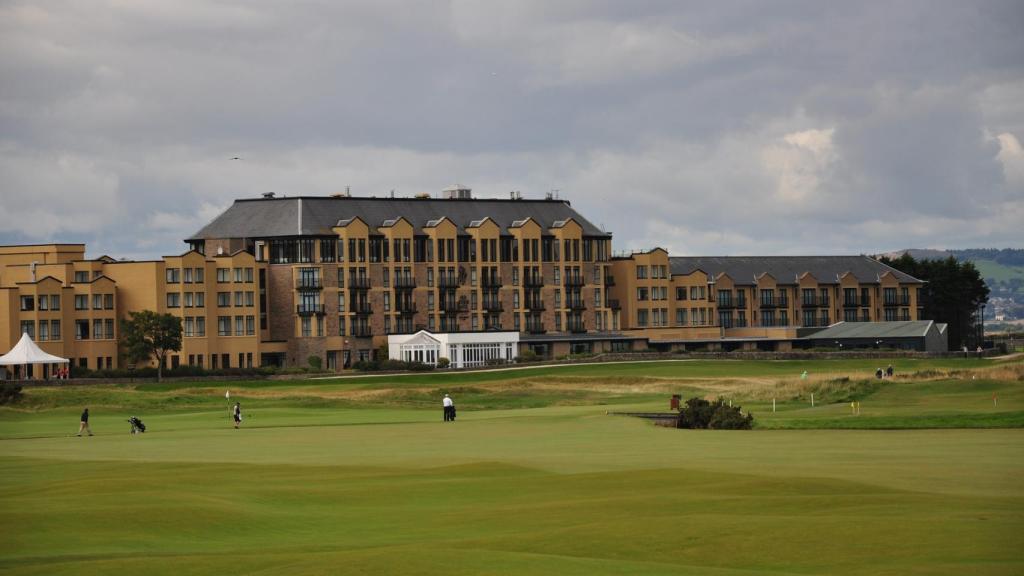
[1,358,1022,574]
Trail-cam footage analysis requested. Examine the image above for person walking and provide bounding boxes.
[77,408,93,437]
[442,394,454,422]
[886,364,894,378]
[232,402,242,429]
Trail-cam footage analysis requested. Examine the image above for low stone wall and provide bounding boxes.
[6,372,336,387]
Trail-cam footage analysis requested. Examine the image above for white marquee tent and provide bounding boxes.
[0,333,69,378]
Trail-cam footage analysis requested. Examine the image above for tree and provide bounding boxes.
[878,254,989,350]
[120,310,183,381]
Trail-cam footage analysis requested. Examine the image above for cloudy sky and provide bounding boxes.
[1,1,1022,259]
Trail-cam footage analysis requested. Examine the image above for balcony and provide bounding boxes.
[606,298,621,310]
[349,277,371,290]
[758,300,788,309]
[439,301,466,315]
[482,300,503,312]
[523,275,545,288]
[296,304,325,316]
[481,276,502,288]
[395,303,418,315]
[566,322,586,333]
[438,276,460,289]
[843,298,871,308]
[801,298,829,308]
[717,299,738,309]
[295,277,322,290]
[351,303,373,315]
[563,276,585,287]
[393,277,417,289]
[351,326,373,338]
[603,275,616,287]
[567,299,586,311]
[883,296,911,307]
[524,300,545,311]
[525,323,545,334]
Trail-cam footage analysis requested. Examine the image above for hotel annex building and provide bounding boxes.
[0,189,925,374]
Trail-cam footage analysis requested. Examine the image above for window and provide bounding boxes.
[246,315,255,336]
[301,317,312,337]
[104,294,114,309]
[636,309,649,327]
[75,320,89,340]
[93,320,104,340]
[338,316,346,336]
[676,287,687,301]
[218,316,231,336]
[51,295,61,310]
[383,292,391,312]
[37,295,49,311]
[50,320,61,340]
[20,296,33,311]
[166,268,180,283]
[20,320,34,338]
[427,292,435,311]
[166,293,181,308]
[636,266,648,279]
[183,268,193,283]
[217,268,229,282]
[235,316,244,336]
[195,292,205,307]
[195,268,205,283]
[234,268,243,282]
[245,268,254,283]
[74,271,89,283]
[234,291,244,306]
[185,317,195,337]
[637,287,649,301]
[513,291,520,310]
[218,292,230,307]
[74,295,87,310]
[676,308,687,326]
[196,317,206,336]
[184,292,194,308]
[338,291,345,312]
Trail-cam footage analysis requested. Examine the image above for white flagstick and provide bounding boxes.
[811,393,814,407]
[225,390,230,399]
[772,398,776,413]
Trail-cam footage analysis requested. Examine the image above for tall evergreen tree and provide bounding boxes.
[879,254,989,350]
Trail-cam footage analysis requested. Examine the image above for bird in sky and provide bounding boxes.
[230,157,242,160]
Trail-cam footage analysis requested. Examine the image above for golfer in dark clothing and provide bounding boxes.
[232,402,242,429]
[77,408,93,437]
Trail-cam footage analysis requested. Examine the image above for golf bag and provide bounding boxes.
[128,416,146,434]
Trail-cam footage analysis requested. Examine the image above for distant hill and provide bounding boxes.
[879,248,954,261]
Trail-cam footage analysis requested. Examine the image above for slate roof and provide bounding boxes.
[668,256,922,284]
[188,196,609,240]
[802,320,943,340]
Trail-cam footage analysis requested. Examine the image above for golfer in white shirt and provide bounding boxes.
[443,394,455,422]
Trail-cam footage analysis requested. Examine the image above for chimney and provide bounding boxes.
[262,192,275,199]
[30,261,37,282]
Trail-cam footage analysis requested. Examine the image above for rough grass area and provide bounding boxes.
[1,357,1022,574]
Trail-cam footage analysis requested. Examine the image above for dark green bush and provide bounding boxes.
[0,382,23,405]
[307,355,323,371]
[676,397,753,430]
[437,357,451,369]
[353,359,434,372]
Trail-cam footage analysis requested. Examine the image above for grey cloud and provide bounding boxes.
[0,0,1022,259]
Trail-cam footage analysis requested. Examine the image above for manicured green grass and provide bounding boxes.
[1,357,1022,574]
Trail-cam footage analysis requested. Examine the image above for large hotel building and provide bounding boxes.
[0,188,931,375]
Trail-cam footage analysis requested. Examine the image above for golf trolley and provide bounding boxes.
[128,416,146,434]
